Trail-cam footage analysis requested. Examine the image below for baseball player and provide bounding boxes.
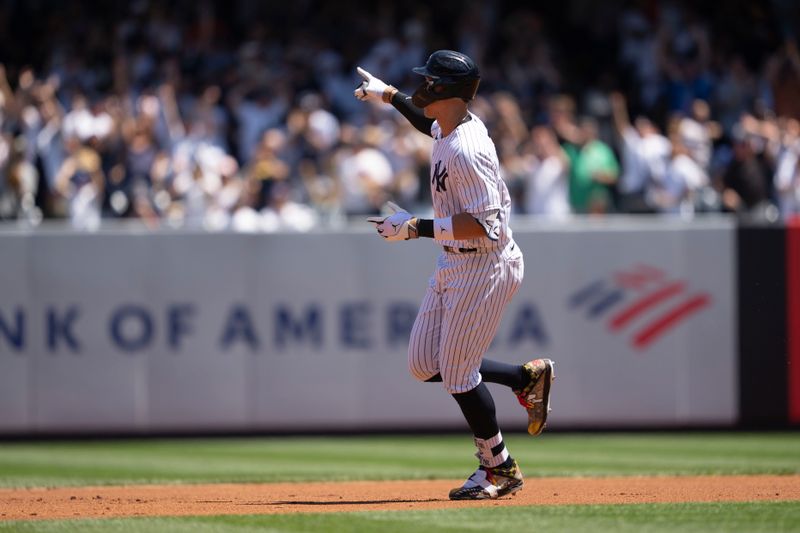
[355,50,554,500]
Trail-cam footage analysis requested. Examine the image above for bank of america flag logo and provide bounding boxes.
[568,264,712,351]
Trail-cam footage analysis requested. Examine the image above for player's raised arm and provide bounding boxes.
[354,67,434,136]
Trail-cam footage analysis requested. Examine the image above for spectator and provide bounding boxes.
[0,135,41,224]
[617,8,661,111]
[245,128,290,200]
[228,84,290,165]
[658,4,713,114]
[713,55,759,136]
[570,117,619,215]
[523,125,570,218]
[677,99,717,172]
[298,157,344,227]
[719,123,777,221]
[260,180,318,232]
[610,92,671,213]
[334,125,393,216]
[0,0,798,229]
[774,118,800,218]
[54,137,105,230]
[765,39,800,120]
[653,133,713,215]
[62,94,114,145]
[204,155,244,231]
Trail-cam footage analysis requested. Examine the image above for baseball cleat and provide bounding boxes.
[514,358,555,436]
[449,460,524,500]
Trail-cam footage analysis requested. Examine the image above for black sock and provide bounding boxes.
[424,359,526,389]
[451,382,499,439]
[479,359,527,390]
[497,456,515,469]
[453,384,515,468]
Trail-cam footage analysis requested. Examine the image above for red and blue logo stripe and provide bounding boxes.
[569,264,712,350]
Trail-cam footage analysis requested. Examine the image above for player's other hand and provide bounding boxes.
[354,67,388,102]
[366,201,417,241]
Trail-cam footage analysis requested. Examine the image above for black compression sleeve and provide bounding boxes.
[391,92,435,136]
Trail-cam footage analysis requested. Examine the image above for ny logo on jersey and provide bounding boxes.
[432,160,448,193]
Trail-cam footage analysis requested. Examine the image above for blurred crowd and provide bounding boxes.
[0,0,799,231]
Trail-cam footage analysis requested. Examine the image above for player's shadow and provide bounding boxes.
[261,498,444,506]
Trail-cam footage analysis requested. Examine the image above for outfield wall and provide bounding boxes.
[0,218,743,434]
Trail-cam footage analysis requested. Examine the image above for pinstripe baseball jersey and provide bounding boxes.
[429,113,514,250]
[406,112,524,394]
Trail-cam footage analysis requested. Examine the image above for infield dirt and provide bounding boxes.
[1,475,799,521]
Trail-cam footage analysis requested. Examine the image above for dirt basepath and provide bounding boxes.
[1,476,798,521]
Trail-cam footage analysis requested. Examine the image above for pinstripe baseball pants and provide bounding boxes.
[408,243,524,394]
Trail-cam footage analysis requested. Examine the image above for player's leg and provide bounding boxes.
[439,253,524,500]
[478,358,528,389]
[443,370,523,499]
[419,253,536,389]
[431,357,555,437]
[433,251,554,436]
[407,285,443,383]
[420,359,525,386]
[448,382,523,500]
[479,357,555,436]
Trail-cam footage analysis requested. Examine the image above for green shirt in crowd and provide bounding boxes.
[569,140,620,213]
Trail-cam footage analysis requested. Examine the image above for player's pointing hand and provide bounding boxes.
[366,201,417,241]
[354,66,390,102]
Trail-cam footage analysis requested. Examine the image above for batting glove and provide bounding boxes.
[366,201,417,241]
[354,67,394,103]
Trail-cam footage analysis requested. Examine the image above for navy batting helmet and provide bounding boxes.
[411,50,480,108]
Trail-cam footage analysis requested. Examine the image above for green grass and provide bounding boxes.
[0,432,798,488]
[1,433,798,532]
[2,501,800,533]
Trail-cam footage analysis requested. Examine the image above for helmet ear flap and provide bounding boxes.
[460,78,480,101]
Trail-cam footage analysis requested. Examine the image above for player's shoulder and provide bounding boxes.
[452,115,495,160]
[457,113,490,142]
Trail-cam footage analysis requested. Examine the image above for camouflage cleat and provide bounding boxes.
[514,358,555,436]
[448,460,524,500]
